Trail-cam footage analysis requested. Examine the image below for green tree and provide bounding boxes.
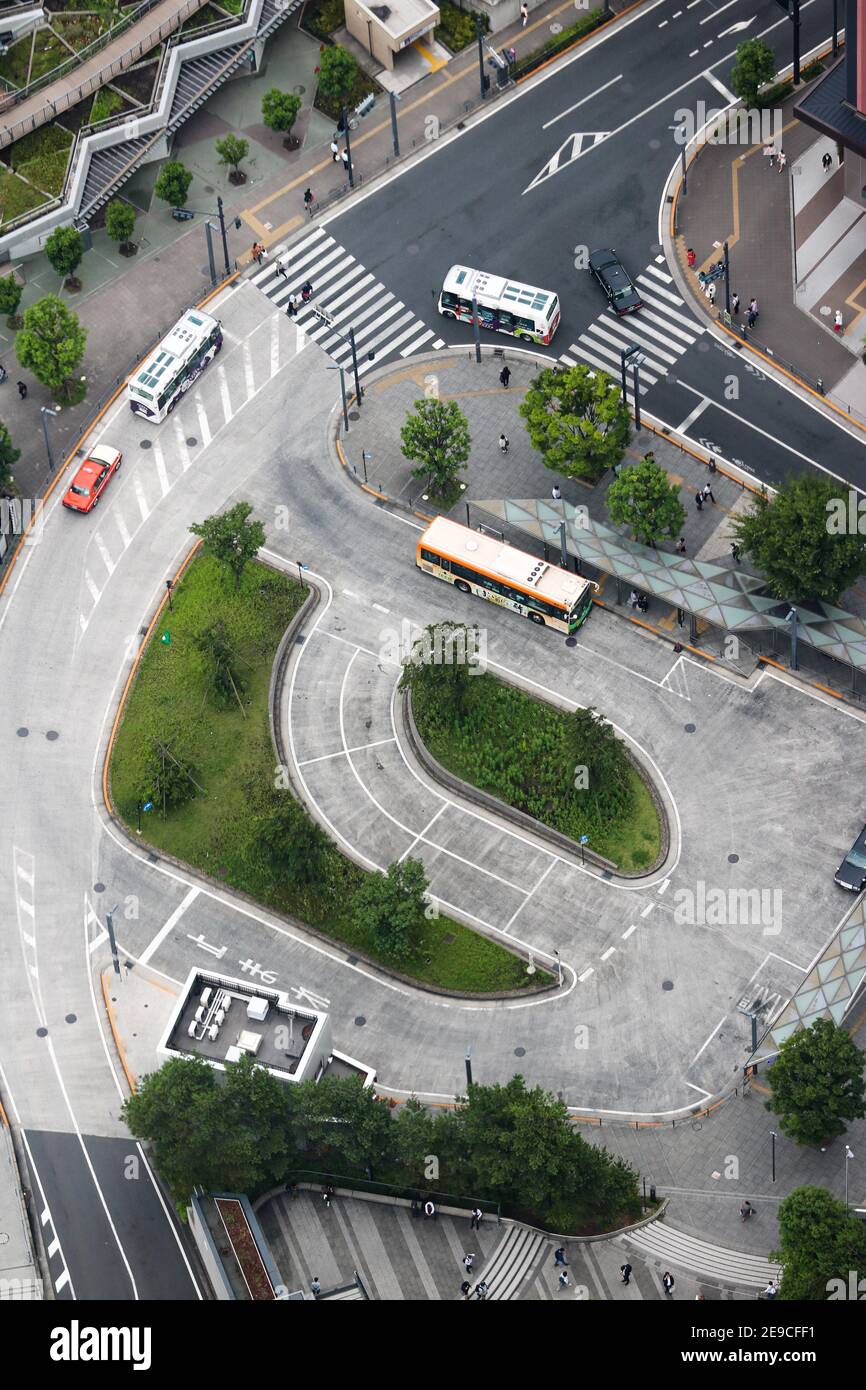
[295,1075,393,1171]
[519,363,631,482]
[773,1186,866,1300]
[189,501,266,590]
[44,226,84,289]
[139,735,201,815]
[215,133,249,183]
[0,421,20,492]
[105,198,136,255]
[15,295,87,401]
[246,790,330,888]
[569,706,634,828]
[351,857,429,962]
[734,474,866,603]
[391,1097,440,1183]
[318,45,358,104]
[400,397,470,497]
[730,37,777,105]
[765,1018,865,1146]
[154,159,193,208]
[194,619,247,709]
[399,621,480,720]
[607,455,687,547]
[261,88,302,135]
[0,273,23,328]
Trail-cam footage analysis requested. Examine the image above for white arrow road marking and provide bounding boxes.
[719,16,755,37]
[524,132,610,193]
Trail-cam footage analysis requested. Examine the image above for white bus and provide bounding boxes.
[417,516,595,634]
[438,265,561,346]
[128,308,223,422]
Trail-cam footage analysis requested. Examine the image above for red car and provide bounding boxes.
[62,444,122,513]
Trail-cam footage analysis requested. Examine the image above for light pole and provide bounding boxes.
[327,362,350,432]
[845,1145,854,1209]
[40,405,61,475]
[105,903,121,977]
[770,1130,777,1184]
[389,90,400,157]
[341,105,354,188]
[553,949,562,986]
[181,200,241,279]
[786,606,799,671]
[471,291,482,363]
[465,1043,473,1087]
[475,18,488,100]
[310,307,373,408]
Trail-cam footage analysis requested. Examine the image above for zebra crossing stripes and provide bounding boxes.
[560,260,704,394]
[250,227,446,371]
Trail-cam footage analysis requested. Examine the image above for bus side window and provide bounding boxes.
[456,297,472,314]
[514,315,534,333]
[497,311,514,332]
[441,292,459,310]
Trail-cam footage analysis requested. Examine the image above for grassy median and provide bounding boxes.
[109,554,545,992]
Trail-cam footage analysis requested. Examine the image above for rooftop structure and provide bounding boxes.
[344,0,439,72]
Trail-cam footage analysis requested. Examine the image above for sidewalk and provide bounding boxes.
[0,0,586,504]
[673,85,866,422]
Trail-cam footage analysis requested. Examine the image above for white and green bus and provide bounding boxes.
[438,265,561,345]
[128,309,223,422]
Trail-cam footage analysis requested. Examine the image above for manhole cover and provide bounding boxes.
[354,1015,366,1026]
[684,723,696,733]
[186,437,197,447]
[565,636,577,647]
[348,410,360,421]
[514,1046,526,1057]
[46,730,59,740]
[662,980,674,991]
[204,185,214,193]
[648,138,661,150]
[17,727,28,737]
[140,439,152,449]
[697,340,710,351]
[294,84,305,95]
[728,853,739,863]
[406,242,419,255]
[550,20,563,31]
[93,882,105,893]
[65,1013,76,1024]
[36,1027,48,1037]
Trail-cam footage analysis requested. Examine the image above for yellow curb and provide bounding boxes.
[100,968,137,1094]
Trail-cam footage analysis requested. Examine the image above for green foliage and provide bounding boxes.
[189,501,266,590]
[765,1018,865,1146]
[399,397,470,496]
[607,455,687,546]
[44,224,84,283]
[399,621,480,719]
[261,88,302,134]
[105,197,136,250]
[15,294,86,398]
[304,0,345,38]
[773,1186,866,1300]
[0,274,23,322]
[410,671,659,870]
[244,787,330,889]
[154,159,193,208]
[0,420,20,491]
[730,37,776,104]
[434,1,489,50]
[193,619,247,708]
[519,363,631,482]
[515,8,604,74]
[317,44,358,103]
[352,858,429,962]
[733,474,866,603]
[90,85,123,124]
[215,133,249,174]
[138,733,200,814]
[297,1075,394,1170]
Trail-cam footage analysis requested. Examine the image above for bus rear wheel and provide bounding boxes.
[455,580,471,594]
[528,612,544,625]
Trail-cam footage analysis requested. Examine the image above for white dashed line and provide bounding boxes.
[601,947,616,961]
[54,1269,70,1292]
[195,396,211,449]
[133,474,149,523]
[689,47,699,55]
[372,602,390,613]
[640,903,654,917]
[657,878,671,895]
[84,570,101,605]
[579,966,595,982]
[115,511,131,549]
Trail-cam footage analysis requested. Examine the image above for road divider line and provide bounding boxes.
[140,887,200,966]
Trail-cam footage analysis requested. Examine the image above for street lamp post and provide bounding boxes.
[341,105,355,188]
[475,18,487,100]
[327,362,350,432]
[787,606,799,671]
[310,307,372,408]
[471,291,482,363]
[40,406,61,475]
[845,1145,854,1209]
[465,1043,473,1087]
[770,1130,777,1183]
[553,949,562,986]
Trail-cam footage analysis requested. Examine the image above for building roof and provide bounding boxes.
[794,57,866,159]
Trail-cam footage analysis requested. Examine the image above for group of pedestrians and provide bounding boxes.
[694,479,715,511]
[329,138,351,173]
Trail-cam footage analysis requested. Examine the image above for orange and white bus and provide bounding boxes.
[416,516,595,634]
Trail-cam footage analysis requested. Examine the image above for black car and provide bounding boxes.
[834,822,866,891]
[588,249,643,315]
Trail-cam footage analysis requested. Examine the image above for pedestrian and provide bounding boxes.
[286,296,297,318]
[552,484,562,501]
[629,589,639,609]
[424,1199,437,1220]
[822,151,833,173]
[695,490,703,511]
[748,296,758,321]
[462,1252,476,1272]
[777,150,787,173]
[835,309,844,333]
[410,1198,420,1217]
[460,1280,472,1298]
[706,281,716,306]
[746,308,756,329]
[662,1270,675,1296]
[676,537,686,555]
[470,1207,483,1230]
[341,149,349,172]
[520,0,528,23]
[731,543,740,564]
[310,1277,321,1297]
[558,1270,570,1289]
[702,482,715,504]
[620,1263,632,1285]
[498,432,509,453]
[764,1279,778,1300]
[303,187,315,215]
[731,292,740,317]
[276,260,288,279]
[636,593,648,613]
[330,138,339,161]
[474,1280,489,1300]
[301,280,313,303]
[499,364,511,388]
[0,362,6,383]
[554,1247,568,1266]
[686,247,696,268]
[17,380,27,400]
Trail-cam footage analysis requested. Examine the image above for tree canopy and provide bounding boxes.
[730,38,776,105]
[733,474,866,603]
[0,421,20,492]
[154,160,193,208]
[607,455,686,547]
[45,226,84,286]
[15,295,87,399]
[400,398,470,497]
[351,857,429,962]
[105,199,137,252]
[318,46,358,103]
[765,1017,864,1146]
[773,1186,866,1300]
[519,364,631,482]
[262,89,302,134]
[189,502,266,590]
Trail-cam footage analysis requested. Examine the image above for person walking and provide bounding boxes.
[303,187,315,215]
[731,543,741,564]
[695,490,704,511]
[552,484,562,501]
[731,292,740,317]
[330,137,339,161]
[629,589,639,609]
[286,296,298,318]
[676,537,686,555]
[275,260,289,280]
[498,432,509,454]
[474,1280,489,1300]
[558,1270,570,1290]
[686,247,696,268]
[702,481,715,504]
[777,150,787,173]
[462,1252,476,1273]
[301,280,313,303]
[822,151,833,173]
[620,1263,632,1285]
[310,1277,321,1297]
[460,1280,472,1299]
[341,149,350,172]
[520,0,528,23]
[470,1207,483,1230]
[499,364,511,388]
[662,1270,675,1297]
[17,380,27,400]
[424,1199,437,1220]
[707,455,717,473]
[764,1279,778,1299]
[835,309,844,333]
[554,1247,568,1267]
[707,281,716,306]
[748,296,758,321]
[740,1200,755,1221]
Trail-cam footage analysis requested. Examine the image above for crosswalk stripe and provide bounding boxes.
[636,287,702,333]
[401,329,435,356]
[636,273,684,305]
[578,333,659,383]
[637,305,697,345]
[589,321,672,373]
[600,310,686,357]
[644,263,673,284]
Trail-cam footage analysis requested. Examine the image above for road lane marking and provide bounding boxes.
[542,74,623,129]
[704,69,736,101]
[84,570,101,605]
[701,0,737,21]
[601,947,616,961]
[270,310,281,376]
[133,474,149,523]
[217,363,233,424]
[195,396,211,448]
[93,531,115,576]
[641,903,654,917]
[657,878,671,895]
[140,886,200,966]
[621,924,638,939]
[677,396,711,432]
[579,966,594,981]
[243,339,255,400]
[153,443,169,497]
[115,510,131,549]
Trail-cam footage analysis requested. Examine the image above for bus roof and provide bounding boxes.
[442,265,557,315]
[131,309,219,391]
[419,516,588,610]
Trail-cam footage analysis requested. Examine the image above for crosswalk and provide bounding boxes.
[560,259,704,393]
[249,227,446,374]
